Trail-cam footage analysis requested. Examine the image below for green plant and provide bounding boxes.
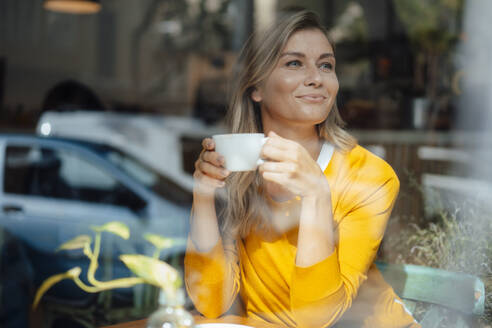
[393,0,462,53]
[33,221,186,309]
[381,181,492,327]
[393,0,464,127]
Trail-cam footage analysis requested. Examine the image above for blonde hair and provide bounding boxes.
[218,10,356,239]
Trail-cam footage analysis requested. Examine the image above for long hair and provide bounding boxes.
[219,10,356,239]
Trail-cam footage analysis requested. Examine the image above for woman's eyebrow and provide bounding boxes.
[319,53,335,60]
[280,52,335,60]
[280,51,305,58]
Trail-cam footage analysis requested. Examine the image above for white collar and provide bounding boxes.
[316,142,334,172]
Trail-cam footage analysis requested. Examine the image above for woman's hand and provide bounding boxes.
[193,138,230,198]
[259,131,330,198]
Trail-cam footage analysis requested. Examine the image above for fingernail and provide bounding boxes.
[222,169,230,176]
[218,156,225,164]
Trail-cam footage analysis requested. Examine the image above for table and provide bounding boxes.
[104,314,284,328]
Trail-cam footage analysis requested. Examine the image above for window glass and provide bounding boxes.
[58,149,116,189]
[103,147,192,205]
[3,145,146,210]
[4,146,34,195]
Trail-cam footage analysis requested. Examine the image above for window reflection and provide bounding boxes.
[4,145,145,210]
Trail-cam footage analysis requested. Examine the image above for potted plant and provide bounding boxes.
[33,221,189,327]
[393,0,463,129]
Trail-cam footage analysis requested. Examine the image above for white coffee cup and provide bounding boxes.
[212,133,268,172]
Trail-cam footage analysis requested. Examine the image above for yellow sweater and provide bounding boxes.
[185,145,420,327]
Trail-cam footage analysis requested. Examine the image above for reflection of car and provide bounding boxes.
[36,111,226,192]
[0,134,192,309]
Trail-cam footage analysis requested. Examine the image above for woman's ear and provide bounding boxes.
[251,87,262,102]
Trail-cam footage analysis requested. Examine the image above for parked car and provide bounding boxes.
[0,134,192,318]
[36,111,226,192]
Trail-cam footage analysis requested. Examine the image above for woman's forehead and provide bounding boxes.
[282,28,334,54]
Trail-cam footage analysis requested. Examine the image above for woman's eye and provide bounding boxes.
[286,60,302,68]
[320,62,334,71]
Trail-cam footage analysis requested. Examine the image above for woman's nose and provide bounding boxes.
[304,64,322,87]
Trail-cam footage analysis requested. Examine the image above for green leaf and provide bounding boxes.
[92,221,130,239]
[56,235,92,252]
[32,267,81,309]
[143,234,174,249]
[119,254,181,290]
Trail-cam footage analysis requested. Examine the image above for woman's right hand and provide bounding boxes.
[193,138,230,198]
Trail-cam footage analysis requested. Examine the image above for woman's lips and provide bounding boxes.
[296,94,327,103]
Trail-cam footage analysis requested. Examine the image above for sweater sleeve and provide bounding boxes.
[184,236,241,318]
[290,164,400,327]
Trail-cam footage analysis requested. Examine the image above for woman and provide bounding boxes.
[185,10,420,328]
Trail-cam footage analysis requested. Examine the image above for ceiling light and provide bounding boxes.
[44,0,101,14]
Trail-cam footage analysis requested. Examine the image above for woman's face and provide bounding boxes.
[252,28,338,130]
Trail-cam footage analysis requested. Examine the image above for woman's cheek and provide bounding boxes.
[328,74,339,94]
[268,66,308,95]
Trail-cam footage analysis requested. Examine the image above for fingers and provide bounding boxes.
[199,137,225,167]
[261,133,306,163]
[261,171,291,189]
[260,133,330,197]
[259,160,295,191]
[202,138,215,151]
[193,137,230,194]
[193,170,226,188]
[264,132,294,150]
[264,131,319,154]
[261,142,299,163]
[196,160,229,180]
[259,162,299,191]
[201,150,225,167]
[259,161,298,175]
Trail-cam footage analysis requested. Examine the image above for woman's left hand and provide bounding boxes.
[259,131,330,198]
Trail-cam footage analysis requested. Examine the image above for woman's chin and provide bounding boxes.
[294,111,330,126]
[297,105,331,120]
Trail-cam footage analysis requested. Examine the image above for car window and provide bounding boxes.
[58,149,116,189]
[102,148,192,206]
[3,145,146,211]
